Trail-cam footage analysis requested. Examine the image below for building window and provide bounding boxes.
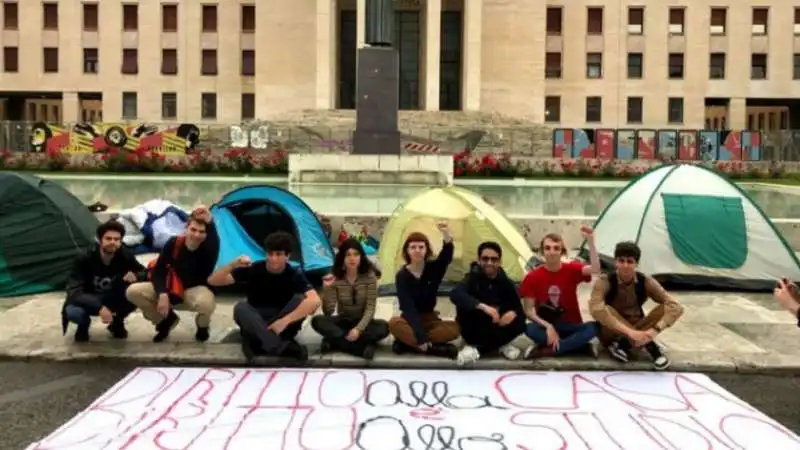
[668,97,683,124]
[794,54,800,80]
[202,5,217,32]
[43,3,58,30]
[3,46,17,73]
[241,5,255,33]
[668,53,684,79]
[752,8,768,35]
[83,48,98,73]
[586,53,602,79]
[627,7,643,34]
[711,8,726,35]
[627,97,643,124]
[122,4,137,31]
[201,50,217,75]
[709,53,725,79]
[751,53,767,79]
[795,8,800,35]
[241,50,255,76]
[241,93,255,120]
[161,49,177,75]
[162,4,178,32]
[83,3,98,31]
[586,96,602,123]
[3,2,18,30]
[545,96,560,122]
[201,93,217,119]
[121,49,138,74]
[627,53,642,78]
[587,7,603,34]
[161,92,177,119]
[122,92,137,119]
[546,7,562,35]
[545,52,561,78]
[668,8,684,35]
[43,47,58,73]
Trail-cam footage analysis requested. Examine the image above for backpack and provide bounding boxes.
[146,235,186,298]
[605,271,647,306]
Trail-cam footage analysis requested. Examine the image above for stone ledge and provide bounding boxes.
[3,341,799,375]
[288,154,454,185]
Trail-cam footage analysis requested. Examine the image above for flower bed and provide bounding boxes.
[0,147,793,181]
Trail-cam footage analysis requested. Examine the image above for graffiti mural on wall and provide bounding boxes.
[552,129,762,161]
[30,122,201,154]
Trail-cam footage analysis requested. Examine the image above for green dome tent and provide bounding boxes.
[0,173,99,297]
[579,163,800,292]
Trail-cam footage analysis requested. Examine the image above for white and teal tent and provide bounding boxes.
[580,164,800,291]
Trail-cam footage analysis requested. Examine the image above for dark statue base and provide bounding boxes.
[352,130,401,155]
[353,46,400,155]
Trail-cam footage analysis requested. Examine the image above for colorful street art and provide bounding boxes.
[552,128,762,161]
[30,122,201,154]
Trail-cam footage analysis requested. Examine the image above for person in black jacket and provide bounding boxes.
[126,206,219,343]
[449,241,526,366]
[62,221,146,342]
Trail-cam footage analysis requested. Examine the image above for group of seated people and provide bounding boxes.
[62,206,693,369]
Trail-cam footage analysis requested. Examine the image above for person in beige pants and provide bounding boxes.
[127,207,219,342]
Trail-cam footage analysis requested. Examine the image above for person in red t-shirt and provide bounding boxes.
[519,226,601,358]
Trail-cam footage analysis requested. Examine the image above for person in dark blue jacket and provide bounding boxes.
[450,241,526,365]
[62,221,146,342]
[387,222,460,359]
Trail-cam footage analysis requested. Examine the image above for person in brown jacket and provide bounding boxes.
[311,238,389,359]
[588,241,684,370]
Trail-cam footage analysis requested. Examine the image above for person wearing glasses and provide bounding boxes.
[449,241,526,366]
[311,238,389,359]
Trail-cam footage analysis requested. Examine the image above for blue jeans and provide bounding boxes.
[525,321,599,356]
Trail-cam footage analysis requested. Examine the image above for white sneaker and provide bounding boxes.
[500,344,522,360]
[456,345,480,366]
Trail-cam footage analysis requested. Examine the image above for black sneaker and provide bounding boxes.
[362,344,377,360]
[392,340,411,355]
[319,339,333,354]
[427,343,459,359]
[153,311,180,343]
[644,342,670,370]
[74,325,90,343]
[241,341,257,364]
[107,320,128,339]
[195,327,210,342]
[608,339,631,363]
[281,340,309,362]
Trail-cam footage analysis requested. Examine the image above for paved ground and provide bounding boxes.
[3,361,799,450]
[1,282,799,373]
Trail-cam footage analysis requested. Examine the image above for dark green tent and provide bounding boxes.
[0,173,99,297]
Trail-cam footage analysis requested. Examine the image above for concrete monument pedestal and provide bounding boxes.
[288,153,453,185]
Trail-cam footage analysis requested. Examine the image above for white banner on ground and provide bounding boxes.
[27,368,800,450]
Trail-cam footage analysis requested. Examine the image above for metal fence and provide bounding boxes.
[5,121,800,160]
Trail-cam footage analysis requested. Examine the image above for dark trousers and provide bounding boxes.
[526,321,600,356]
[310,315,389,355]
[457,310,525,354]
[233,296,305,355]
[62,282,136,334]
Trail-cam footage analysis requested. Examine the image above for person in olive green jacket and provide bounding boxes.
[311,238,388,359]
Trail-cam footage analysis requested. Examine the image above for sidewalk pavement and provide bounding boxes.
[0,285,798,374]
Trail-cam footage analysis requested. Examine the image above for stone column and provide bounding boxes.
[423,0,441,111]
[61,92,80,122]
[461,0,482,111]
[728,97,747,130]
[357,0,366,48]
[316,0,336,109]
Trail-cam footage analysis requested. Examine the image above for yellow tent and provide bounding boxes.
[378,186,534,289]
